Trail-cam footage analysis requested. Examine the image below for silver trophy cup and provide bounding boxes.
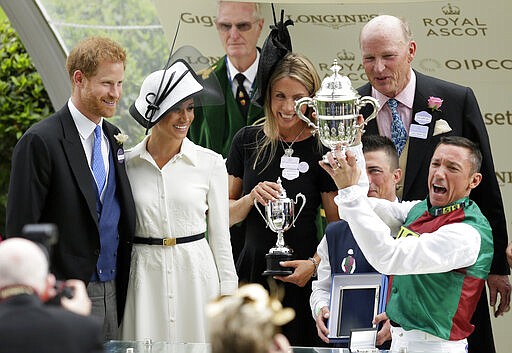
[254,178,306,276]
[295,60,379,161]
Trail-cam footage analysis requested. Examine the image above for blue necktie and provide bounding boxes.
[387,98,407,156]
[92,125,106,196]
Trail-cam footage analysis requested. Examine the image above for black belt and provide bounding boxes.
[133,233,205,246]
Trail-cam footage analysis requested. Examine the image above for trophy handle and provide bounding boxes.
[291,193,306,227]
[357,96,380,126]
[253,198,269,228]
[295,97,317,131]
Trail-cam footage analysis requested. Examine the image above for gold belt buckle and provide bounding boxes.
[162,237,177,246]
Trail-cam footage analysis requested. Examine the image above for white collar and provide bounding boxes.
[68,99,104,138]
[226,51,260,86]
[131,135,198,167]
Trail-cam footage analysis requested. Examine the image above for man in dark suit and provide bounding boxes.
[5,36,135,340]
[0,237,103,353]
[356,15,510,353]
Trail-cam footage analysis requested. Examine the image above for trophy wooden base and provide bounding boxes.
[262,252,294,276]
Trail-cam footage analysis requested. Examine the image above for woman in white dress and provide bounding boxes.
[120,59,238,342]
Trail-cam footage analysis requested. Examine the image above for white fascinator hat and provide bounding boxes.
[129,59,203,131]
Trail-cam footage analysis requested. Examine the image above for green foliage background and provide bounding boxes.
[0,18,54,235]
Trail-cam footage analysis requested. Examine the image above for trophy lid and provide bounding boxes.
[315,59,359,101]
[276,177,288,199]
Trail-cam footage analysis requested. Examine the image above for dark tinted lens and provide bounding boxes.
[216,23,232,32]
[236,22,252,32]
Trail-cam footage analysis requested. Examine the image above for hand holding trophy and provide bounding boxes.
[254,178,306,276]
[295,59,379,160]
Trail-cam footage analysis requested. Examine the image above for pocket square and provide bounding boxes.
[433,119,452,136]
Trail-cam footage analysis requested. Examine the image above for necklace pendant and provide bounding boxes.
[284,148,294,157]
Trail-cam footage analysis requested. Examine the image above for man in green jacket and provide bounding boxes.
[190,1,265,158]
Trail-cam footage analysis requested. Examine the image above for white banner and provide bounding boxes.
[154,0,512,229]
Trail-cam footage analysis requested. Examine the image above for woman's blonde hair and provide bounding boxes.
[207,283,294,353]
[253,53,321,171]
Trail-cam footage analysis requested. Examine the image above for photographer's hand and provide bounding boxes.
[60,279,92,316]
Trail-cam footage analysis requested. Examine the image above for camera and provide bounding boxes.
[21,223,58,261]
[21,223,74,301]
[54,280,74,300]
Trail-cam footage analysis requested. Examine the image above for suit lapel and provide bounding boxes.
[59,107,98,225]
[103,121,125,190]
[402,72,437,198]
[205,60,229,154]
[103,121,135,226]
[247,101,264,125]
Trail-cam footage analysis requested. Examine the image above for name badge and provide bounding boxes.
[414,111,432,125]
[409,124,429,139]
[282,168,300,180]
[280,156,299,169]
[117,148,125,163]
[298,161,309,173]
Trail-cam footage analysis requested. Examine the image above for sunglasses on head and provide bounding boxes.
[216,20,258,33]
